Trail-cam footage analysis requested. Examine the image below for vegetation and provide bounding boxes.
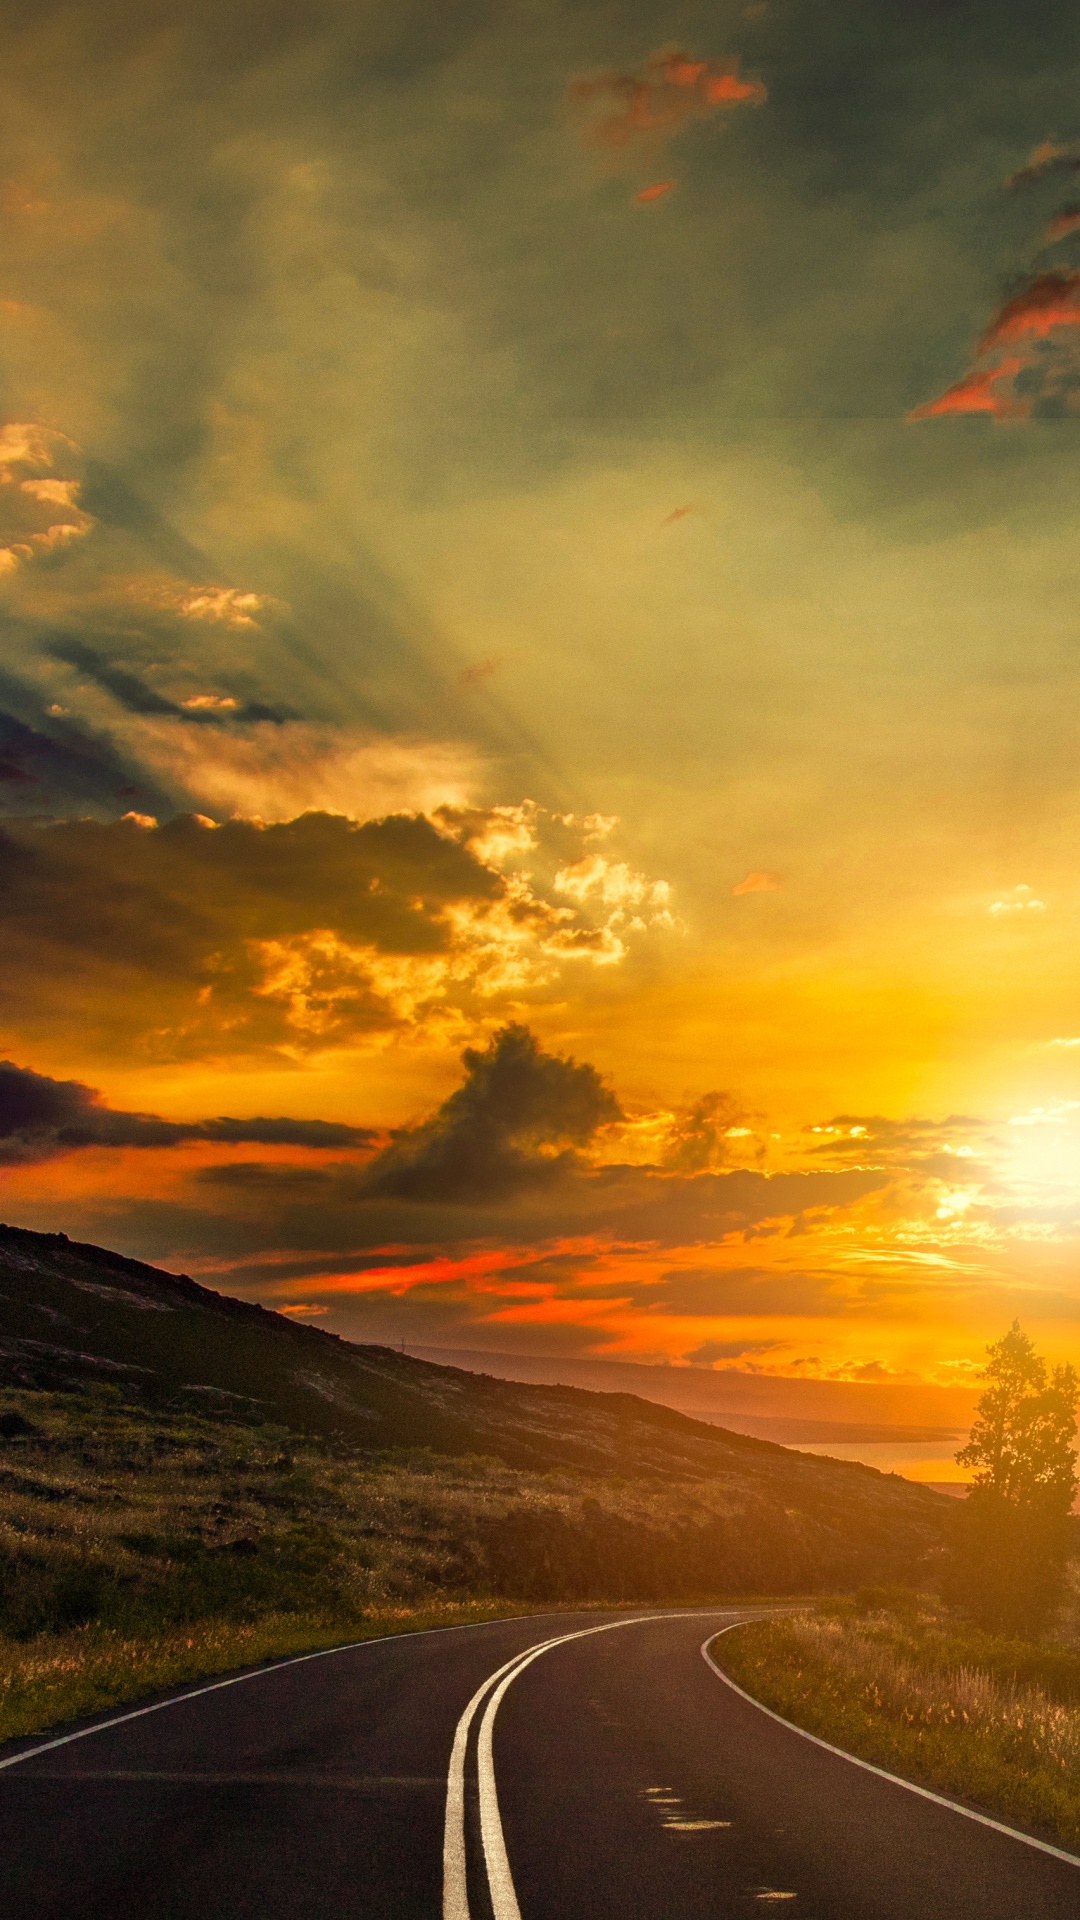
[0,1379,932,1743]
[714,1589,1080,1848]
[947,1323,1079,1637]
[0,1223,957,1744]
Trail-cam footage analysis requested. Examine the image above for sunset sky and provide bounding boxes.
[4,0,1080,1478]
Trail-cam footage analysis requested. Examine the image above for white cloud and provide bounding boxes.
[117,717,480,822]
[989,884,1046,915]
[1008,1100,1080,1127]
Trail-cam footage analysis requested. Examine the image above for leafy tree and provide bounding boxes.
[946,1323,1078,1637]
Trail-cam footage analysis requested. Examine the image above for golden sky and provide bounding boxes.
[4,2,1080,1471]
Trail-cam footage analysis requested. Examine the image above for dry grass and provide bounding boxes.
[0,1384,772,1744]
[0,1601,548,1747]
[716,1604,1080,1849]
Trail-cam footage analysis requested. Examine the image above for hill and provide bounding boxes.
[0,1221,951,1608]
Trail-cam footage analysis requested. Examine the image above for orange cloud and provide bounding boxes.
[912,274,1080,421]
[634,180,675,205]
[908,356,1023,420]
[1005,140,1080,190]
[1043,204,1080,244]
[732,869,780,894]
[661,503,693,524]
[570,46,766,153]
[978,270,1080,352]
[271,1247,539,1297]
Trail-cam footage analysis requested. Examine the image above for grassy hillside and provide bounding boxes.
[0,1221,959,1739]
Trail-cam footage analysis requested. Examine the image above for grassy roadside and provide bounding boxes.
[0,1600,559,1748]
[712,1601,1080,1850]
[2,1596,792,1749]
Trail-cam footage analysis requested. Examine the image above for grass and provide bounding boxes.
[714,1594,1080,1850]
[0,1383,777,1745]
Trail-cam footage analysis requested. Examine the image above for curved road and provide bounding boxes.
[1,1607,1077,1918]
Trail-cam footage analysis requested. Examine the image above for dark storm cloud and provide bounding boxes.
[0,1060,375,1164]
[364,1022,622,1202]
[188,1159,888,1250]
[0,808,505,1056]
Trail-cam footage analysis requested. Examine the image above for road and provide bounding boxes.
[1,1607,1077,1918]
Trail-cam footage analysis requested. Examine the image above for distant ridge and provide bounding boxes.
[408,1344,977,1445]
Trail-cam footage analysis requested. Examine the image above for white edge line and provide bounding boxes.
[702,1624,1080,1872]
[0,1605,634,1776]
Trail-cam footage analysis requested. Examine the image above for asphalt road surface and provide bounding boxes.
[1,1607,1078,1919]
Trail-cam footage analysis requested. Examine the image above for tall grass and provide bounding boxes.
[716,1608,1080,1849]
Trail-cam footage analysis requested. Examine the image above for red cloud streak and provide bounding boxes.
[979,271,1080,352]
[570,46,766,151]
[634,180,675,204]
[909,357,1023,420]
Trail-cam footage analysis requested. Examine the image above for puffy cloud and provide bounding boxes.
[659,1090,763,1174]
[989,883,1046,915]
[0,424,92,575]
[0,1059,375,1164]
[363,1023,622,1202]
[126,723,478,825]
[0,806,671,1059]
[46,637,291,728]
[803,1113,986,1167]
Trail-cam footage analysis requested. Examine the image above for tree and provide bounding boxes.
[946,1323,1078,1637]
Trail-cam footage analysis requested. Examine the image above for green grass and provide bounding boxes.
[714,1601,1080,1850]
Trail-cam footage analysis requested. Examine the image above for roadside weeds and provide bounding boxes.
[714,1608,1080,1851]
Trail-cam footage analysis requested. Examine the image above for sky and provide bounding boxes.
[4,0,1080,1479]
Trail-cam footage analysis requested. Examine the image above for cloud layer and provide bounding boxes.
[0,1059,375,1164]
[0,804,671,1061]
